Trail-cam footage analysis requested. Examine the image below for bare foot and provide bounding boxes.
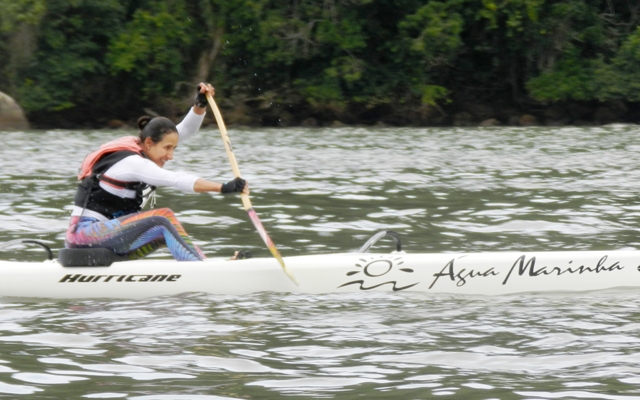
[230,250,252,260]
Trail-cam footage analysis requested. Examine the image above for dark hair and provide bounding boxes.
[137,116,178,143]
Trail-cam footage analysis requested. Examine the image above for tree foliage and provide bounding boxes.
[16,0,125,113]
[0,0,46,90]
[0,0,638,126]
[107,1,194,99]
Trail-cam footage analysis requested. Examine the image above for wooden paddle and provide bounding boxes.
[206,94,299,286]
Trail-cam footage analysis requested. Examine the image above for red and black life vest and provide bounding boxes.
[74,136,154,219]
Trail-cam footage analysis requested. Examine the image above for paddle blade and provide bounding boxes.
[246,208,299,286]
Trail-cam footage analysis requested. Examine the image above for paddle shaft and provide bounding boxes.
[206,94,299,286]
[205,98,250,208]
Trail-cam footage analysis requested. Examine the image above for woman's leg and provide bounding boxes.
[65,208,205,261]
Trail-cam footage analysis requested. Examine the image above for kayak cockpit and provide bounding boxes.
[58,247,131,267]
[1,230,404,267]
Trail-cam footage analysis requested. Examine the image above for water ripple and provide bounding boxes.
[2,126,640,397]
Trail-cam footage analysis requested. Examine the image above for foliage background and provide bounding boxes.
[0,0,639,127]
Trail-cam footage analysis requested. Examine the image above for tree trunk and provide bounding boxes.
[5,24,38,92]
[195,27,224,83]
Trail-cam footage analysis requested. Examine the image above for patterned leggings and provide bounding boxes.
[65,208,205,261]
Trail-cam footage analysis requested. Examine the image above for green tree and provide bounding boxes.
[593,27,640,101]
[0,0,46,92]
[16,0,125,117]
[396,1,463,110]
[106,1,194,102]
[524,0,638,103]
[215,0,465,122]
[3,0,640,127]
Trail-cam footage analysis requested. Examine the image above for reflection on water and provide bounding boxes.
[1,124,640,398]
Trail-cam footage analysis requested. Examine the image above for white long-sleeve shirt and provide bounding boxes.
[72,108,205,220]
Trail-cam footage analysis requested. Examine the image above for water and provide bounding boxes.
[1,124,640,398]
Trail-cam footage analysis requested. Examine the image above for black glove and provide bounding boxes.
[194,84,208,108]
[221,177,246,194]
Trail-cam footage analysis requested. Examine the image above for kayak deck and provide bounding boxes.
[0,249,639,299]
[1,232,639,299]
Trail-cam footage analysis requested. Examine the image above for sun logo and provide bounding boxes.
[338,255,419,291]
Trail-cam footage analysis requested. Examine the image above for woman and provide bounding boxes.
[65,83,247,261]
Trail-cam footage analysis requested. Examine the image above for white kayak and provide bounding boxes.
[1,232,639,299]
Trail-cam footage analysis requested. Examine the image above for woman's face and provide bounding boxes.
[144,132,179,168]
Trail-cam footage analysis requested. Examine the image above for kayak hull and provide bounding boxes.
[1,250,639,299]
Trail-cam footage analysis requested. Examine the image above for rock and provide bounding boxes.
[594,106,617,125]
[518,114,538,126]
[594,101,627,124]
[276,110,295,127]
[452,111,474,126]
[107,119,128,129]
[543,105,568,122]
[223,103,254,126]
[566,103,592,120]
[462,102,495,120]
[479,118,500,127]
[0,92,29,130]
[496,107,520,123]
[301,117,318,127]
[544,118,571,126]
[507,115,521,126]
[543,105,571,126]
[607,100,628,115]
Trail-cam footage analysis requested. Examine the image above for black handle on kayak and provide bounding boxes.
[357,231,402,253]
[0,239,53,260]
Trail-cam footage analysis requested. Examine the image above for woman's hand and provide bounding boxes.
[194,83,215,113]
[221,177,247,194]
